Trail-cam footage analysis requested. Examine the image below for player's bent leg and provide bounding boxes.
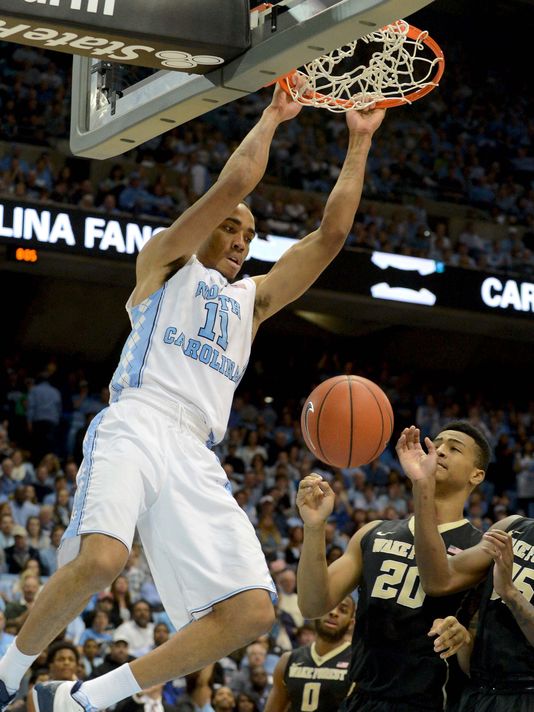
[17,533,128,654]
[0,533,128,711]
[130,587,276,688]
[33,588,275,712]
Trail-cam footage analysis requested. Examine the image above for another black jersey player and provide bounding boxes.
[264,596,354,712]
[398,425,534,712]
[296,421,488,712]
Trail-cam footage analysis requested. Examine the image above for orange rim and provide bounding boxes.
[276,23,445,110]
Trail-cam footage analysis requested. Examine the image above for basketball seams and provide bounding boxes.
[316,379,345,465]
[347,375,354,468]
[353,376,385,464]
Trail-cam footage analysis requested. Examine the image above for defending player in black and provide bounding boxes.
[397,425,534,711]
[264,596,354,712]
[297,421,489,711]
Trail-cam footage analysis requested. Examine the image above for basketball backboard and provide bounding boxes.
[70,0,435,160]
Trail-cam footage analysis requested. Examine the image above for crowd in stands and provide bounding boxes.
[1,33,534,276]
[0,349,533,709]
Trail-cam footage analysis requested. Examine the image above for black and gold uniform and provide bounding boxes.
[284,640,352,712]
[458,516,534,712]
[343,517,481,712]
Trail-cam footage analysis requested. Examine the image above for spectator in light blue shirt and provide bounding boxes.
[79,610,113,647]
[26,374,62,461]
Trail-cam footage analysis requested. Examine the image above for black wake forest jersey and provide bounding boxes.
[470,516,534,690]
[350,518,481,710]
[284,641,352,712]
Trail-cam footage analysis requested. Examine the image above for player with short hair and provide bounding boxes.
[264,595,355,712]
[397,424,534,712]
[297,421,489,711]
[0,84,385,712]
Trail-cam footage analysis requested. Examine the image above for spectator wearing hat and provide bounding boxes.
[4,526,43,575]
[89,631,135,678]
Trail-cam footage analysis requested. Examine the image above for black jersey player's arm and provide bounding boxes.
[296,474,380,617]
[131,84,302,305]
[263,652,291,712]
[251,108,385,330]
[455,613,478,676]
[484,528,534,646]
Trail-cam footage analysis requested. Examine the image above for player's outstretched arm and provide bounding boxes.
[263,653,291,712]
[396,426,491,595]
[252,107,386,325]
[134,84,302,291]
[483,529,534,646]
[296,474,378,618]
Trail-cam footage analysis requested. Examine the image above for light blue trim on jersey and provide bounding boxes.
[110,284,166,401]
[188,584,278,618]
[63,408,107,540]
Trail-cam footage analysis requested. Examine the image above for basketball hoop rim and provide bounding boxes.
[276,22,445,110]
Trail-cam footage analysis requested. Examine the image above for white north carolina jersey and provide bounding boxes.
[109,255,256,444]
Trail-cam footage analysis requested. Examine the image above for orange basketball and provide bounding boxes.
[301,375,394,468]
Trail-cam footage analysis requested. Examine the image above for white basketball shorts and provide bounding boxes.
[59,391,276,630]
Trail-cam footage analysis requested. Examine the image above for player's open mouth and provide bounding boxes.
[227,256,240,266]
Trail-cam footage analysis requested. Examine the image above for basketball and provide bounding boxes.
[301,375,394,468]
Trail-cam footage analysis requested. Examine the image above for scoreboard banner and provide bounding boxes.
[1,197,533,319]
[0,0,250,70]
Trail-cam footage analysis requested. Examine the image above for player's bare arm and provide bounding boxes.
[396,426,491,595]
[132,84,302,305]
[263,652,291,712]
[296,474,379,617]
[251,108,386,330]
[483,529,534,646]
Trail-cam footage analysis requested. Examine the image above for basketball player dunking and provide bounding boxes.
[398,425,534,712]
[297,421,491,712]
[264,596,355,712]
[0,85,385,712]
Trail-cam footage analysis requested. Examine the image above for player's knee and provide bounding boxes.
[226,589,275,639]
[75,534,128,589]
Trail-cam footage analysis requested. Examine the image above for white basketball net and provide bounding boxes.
[285,20,442,111]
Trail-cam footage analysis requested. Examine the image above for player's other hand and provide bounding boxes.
[297,474,335,528]
[346,105,386,135]
[269,79,303,123]
[395,426,437,483]
[428,616,470,659]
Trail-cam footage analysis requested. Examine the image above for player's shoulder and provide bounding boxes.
[489,514,524,532]
[348,519,383,550]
